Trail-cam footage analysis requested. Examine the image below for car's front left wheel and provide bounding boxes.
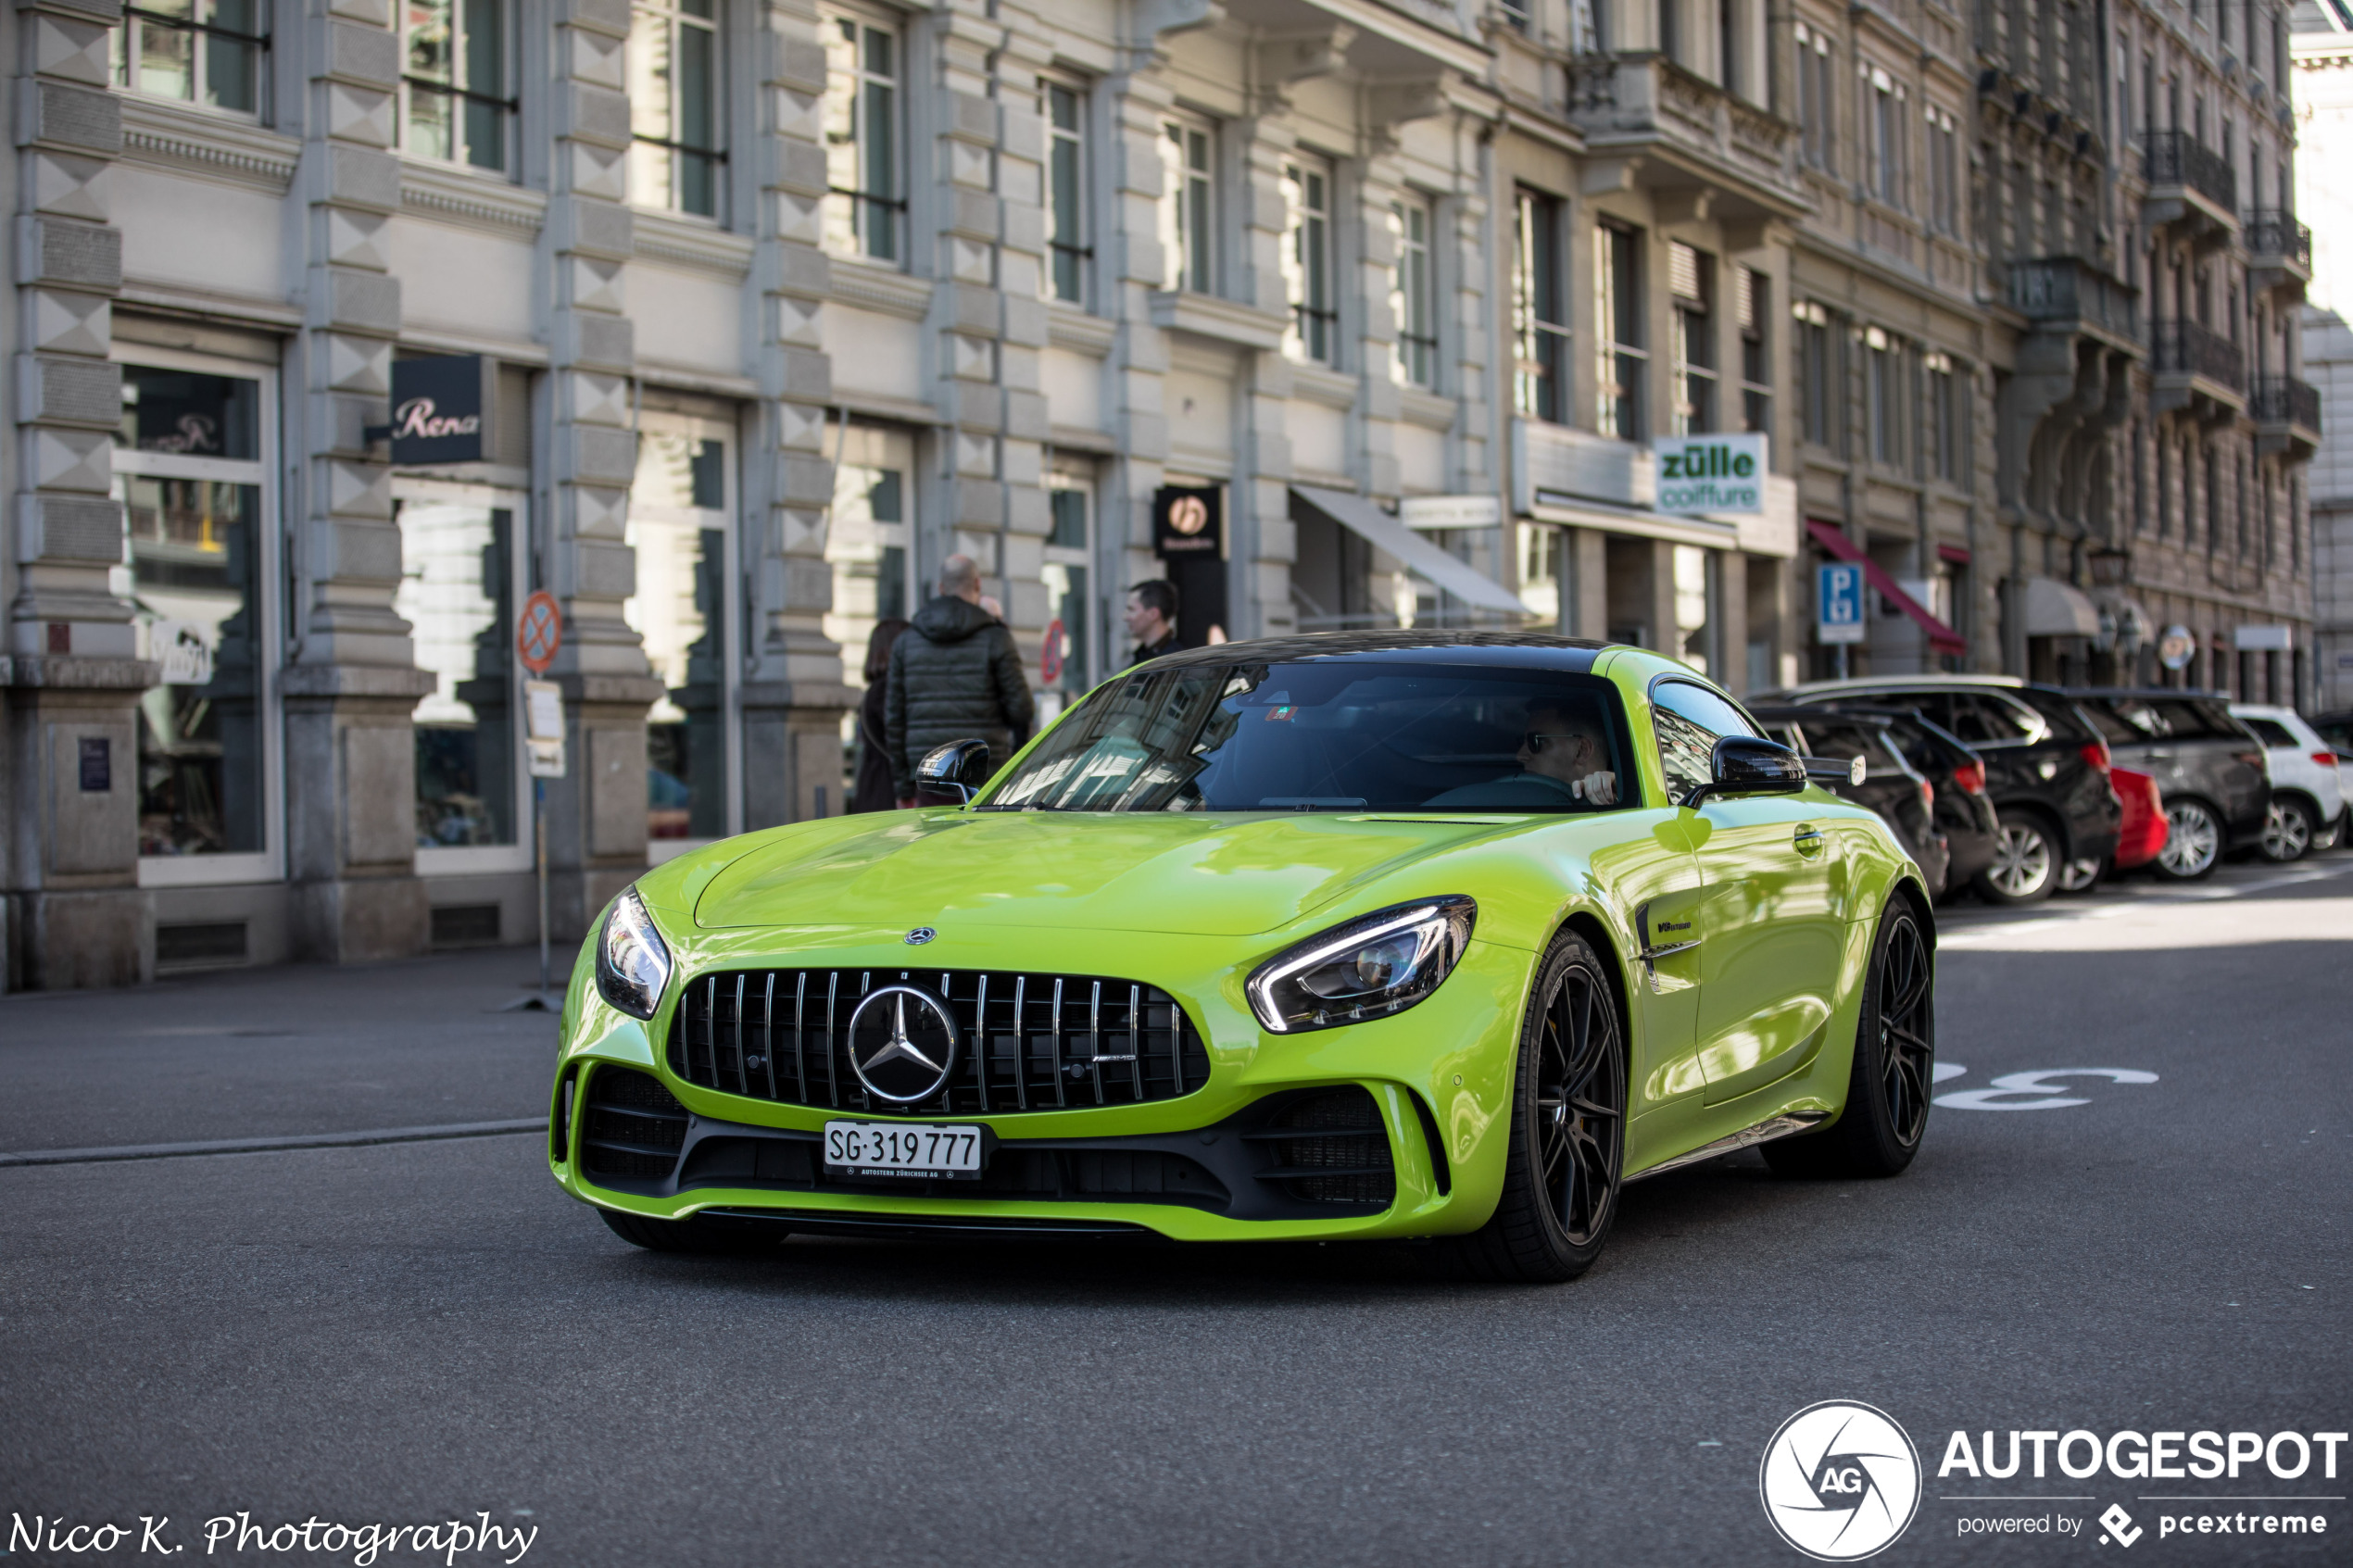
[1438,931,1626,1284]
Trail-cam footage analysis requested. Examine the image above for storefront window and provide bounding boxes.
[625,424,731,844]
[1043,482,1092,705]
[113,364,268,859]
[823,420,917,691]
[395,490,517,849]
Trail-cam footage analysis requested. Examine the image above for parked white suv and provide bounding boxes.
[2230,704,2345,861]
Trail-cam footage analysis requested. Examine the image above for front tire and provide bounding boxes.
[1973,814,2058,905]
[599,1207,788,1254]
[2258,797,2315,863]
[2154,797,2223,880]
[1763,897,1933,1180]
[1437,930,1627,1283]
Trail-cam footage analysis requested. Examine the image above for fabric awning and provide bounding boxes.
[1290,486,1529,618]
[2022,576,2102,638]
[1805,521,1967,655]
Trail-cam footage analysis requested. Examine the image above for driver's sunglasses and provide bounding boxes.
[1519,732,1580,754]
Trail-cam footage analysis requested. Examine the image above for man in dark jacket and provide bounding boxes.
[887,554,1036,805]
[1126,579,1181,667]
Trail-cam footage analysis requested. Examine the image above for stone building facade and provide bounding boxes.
[2298,0,2353,710]
[0,0,2321,988]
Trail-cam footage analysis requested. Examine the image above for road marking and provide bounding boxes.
[0,1118,545,1167]
[1935,1067,2159,1111]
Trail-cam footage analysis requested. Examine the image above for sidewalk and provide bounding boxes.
[0,946,563,1156]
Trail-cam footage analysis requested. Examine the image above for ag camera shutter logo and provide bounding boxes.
[1759,1400,1923,1561]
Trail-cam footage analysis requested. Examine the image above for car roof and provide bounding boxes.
[1137,630,1615,674]
[1747,704,1891,727]
[2062,686,2231,699]
[1781,673,2030,693]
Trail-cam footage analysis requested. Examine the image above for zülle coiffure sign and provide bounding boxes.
[1652,433,1766,516]
[385,354,496,466]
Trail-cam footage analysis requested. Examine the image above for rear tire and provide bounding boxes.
[1435,930,1626,1284]
[2258,797,2315,863]
[2057,855,2108,896]
[2154,797,2223,880]
[1762,896,1933,1180]
[1973,814,2059,905]
[599,1207,788,1254]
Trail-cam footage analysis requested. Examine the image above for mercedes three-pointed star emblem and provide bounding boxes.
[845,985,960,1103]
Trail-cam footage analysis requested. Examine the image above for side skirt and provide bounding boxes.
[1622,1110,1829,1183]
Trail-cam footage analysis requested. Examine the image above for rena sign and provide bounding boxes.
[1652,433,1766,516]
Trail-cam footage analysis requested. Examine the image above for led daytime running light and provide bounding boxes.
[1246,897,1476,1035]
[595,886,673,1020]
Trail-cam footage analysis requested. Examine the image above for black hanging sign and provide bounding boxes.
[1152,484,1222,557]
[383,355,495,466]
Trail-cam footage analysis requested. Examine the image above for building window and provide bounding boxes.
[1925,349,1960,483]
[1866,326,1902,465]
[630,0,724,219]
[1498,0,1530,31]
[1737,266,1770,434]
[1390,196,1437,388]
[1794,299,1836,447]
[1043,476,1093,703]
[1512,190,1568,422]
[1160,114,1215,294]
[1597,222,1647,441]
[1669,243,1718,436]
[627,419,736,849]
[1793,23,1833,173]
[824,11,903,265]
[113,359,274,871]
[1863,66,1907,209]
[401,0,512,171]
[114,0,269,114]
[396,484,521,856]
[1925,107,1958,234]
[1282,154,1338,365]
[1045,82,1089,305]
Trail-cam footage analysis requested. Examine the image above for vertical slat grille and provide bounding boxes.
[666,968,1211,1115]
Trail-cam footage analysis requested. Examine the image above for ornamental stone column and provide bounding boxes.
[3,0,156,988]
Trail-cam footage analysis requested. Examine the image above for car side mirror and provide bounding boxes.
[1683,735,1807,809]
[914,739,992,806]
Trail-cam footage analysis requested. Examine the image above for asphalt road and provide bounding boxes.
[2,858,2348,1566]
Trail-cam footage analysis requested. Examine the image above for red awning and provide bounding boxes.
[1806,520,1967,655]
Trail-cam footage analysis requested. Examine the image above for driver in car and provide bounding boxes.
[1427,696,1619,809]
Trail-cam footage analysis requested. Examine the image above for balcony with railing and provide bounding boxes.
[2150,321,2246,418]
[2246,209,2314,298]
[2250,376,2322,458]
[1561,55,1807,215]
[2143,132,2238,240]
[2007,257,2139,349]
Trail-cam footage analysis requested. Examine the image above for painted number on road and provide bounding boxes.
[1931,1065,2160,1111]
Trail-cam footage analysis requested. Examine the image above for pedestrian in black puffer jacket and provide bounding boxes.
[885,554,1036,804]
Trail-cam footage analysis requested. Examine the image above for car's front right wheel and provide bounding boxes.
[1438,929,1626,1284]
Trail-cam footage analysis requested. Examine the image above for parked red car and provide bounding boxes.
[2110,766,2169,871]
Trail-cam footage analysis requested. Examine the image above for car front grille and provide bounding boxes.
[580,1066,687,1184]
[666,968,1213,1115]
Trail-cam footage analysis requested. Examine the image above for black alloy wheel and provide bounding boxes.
[2258,797,2315,863]
[1764,897,1933,1179]
[1973,813,2059,905]
[1438,930,1626,1283]
[2154,798,2223,880]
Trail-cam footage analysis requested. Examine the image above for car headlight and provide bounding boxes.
[595,886,672,1020]
[1245,897,1476,1035]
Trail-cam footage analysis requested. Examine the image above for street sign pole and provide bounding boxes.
[508,592,566,1013]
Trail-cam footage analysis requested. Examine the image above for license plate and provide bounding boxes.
[823,1122,985,1179]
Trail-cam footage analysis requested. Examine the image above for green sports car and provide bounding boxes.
[549,633,1935,1281]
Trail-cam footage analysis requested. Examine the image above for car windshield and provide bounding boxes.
[983,660,1634,814]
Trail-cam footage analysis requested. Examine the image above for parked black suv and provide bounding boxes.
[1758,676,2122,905]
[1845,707,2003,894]
[1751,706,1951,898]
[2063,689,2269,880]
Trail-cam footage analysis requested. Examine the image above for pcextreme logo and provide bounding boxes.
[1759,1401,1924,1561]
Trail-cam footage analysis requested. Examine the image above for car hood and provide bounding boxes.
[692,810,1517,936]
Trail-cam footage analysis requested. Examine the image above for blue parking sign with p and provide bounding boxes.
[1818,562,1865,645]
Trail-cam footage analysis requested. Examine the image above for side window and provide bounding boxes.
[1653,680,1757,802]
[1947,694,2040,746]
[2242,717,2296,748]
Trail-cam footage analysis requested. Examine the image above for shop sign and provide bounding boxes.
[2158,624,2196,671]
[1652,433,1767,516]
[385,355,494,466]
[1152,485,1223,556]
[1399,495,1503,530]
